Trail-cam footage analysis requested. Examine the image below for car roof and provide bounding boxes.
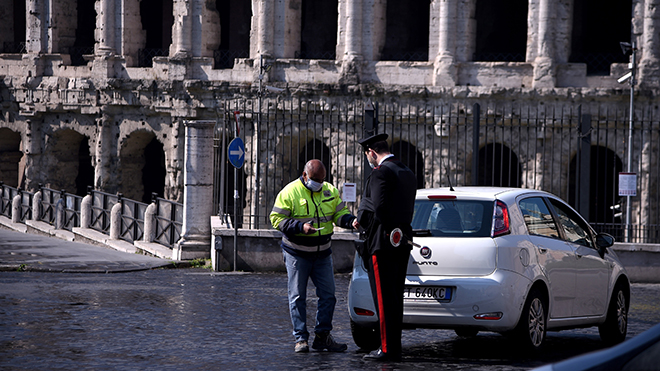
[415,186,553,201]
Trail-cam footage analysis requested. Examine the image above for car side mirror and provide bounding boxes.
[596,233,615,248]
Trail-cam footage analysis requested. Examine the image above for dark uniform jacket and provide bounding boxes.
[356,157,417,258]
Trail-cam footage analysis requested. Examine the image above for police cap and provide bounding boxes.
[357,133,388,150]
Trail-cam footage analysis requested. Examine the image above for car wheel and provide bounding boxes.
[455,329,479,337]
[514,288,547,350]
[598,283,628,345]
[350,319,380,351]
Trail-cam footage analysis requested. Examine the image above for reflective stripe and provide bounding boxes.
[271,206,291,217]
[290,215,333,224]
[336,202,346,212]
[282,236,331,252]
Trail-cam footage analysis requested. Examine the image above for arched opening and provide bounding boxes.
[44,129,88,193]
[381,0,429,61]
[0,128,23,187]
[569,146,623,226]
[70,0,97,66]
[139,0,174,67]
[75,136,94,196]
[298,0,337,59]
[298,139,332,185]
[477,143,521,187]
[214,0,251,69]
[119,131,166,203]
[391,140,425,189]
[570,0,632,75]
[1,0,26,53]
[142,137,166,203]
[474,0,527,62]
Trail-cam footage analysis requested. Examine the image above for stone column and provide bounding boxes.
[171,0,193,57]
[532,0,557,88]
[23,118,43,192]
[97,0,116,55]
[26,0,47,54]
[340,0,362,84]
[433,0,457,86]
[257,0,274,59]
[94,111,114,192]
[173,120,215,260]
[638,0,660,87]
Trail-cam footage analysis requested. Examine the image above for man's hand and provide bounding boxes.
[352,218,360,229]
[303,222,316,234]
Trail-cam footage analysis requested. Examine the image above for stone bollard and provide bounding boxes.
[80,194,92,229]
[11,193,21,224]
[143,202,157,243]
[32,191,42,222]
[109,202,122,240]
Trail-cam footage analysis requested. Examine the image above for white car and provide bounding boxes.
[348,187,630,350]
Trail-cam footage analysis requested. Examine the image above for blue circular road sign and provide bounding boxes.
[228,138,245,169]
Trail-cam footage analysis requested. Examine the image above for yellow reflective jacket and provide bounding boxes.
[270,177,354,254]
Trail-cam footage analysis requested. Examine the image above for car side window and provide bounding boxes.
[548,198,594,248]
[519,197,559,238]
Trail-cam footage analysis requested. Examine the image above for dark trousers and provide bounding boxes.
[366,247,411,356]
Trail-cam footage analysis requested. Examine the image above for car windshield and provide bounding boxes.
[411,199,493,237]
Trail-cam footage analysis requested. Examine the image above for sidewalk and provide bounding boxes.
[0,227,178,273]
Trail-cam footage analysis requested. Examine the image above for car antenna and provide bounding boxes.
[444,160,455,191]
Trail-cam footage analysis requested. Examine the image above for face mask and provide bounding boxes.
[306,179,323,192]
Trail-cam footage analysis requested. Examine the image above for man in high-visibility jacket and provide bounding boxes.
[270,159,356,353]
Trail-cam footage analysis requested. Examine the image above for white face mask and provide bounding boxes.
[366,151,377,169]
[305,179,323,192]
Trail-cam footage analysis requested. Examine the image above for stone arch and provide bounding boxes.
[214,0,250,68]
[0,128,23,187]
[391,140,425,189]
[139,0,174,67]
[381,0,429,61]
[570,0,632,75]
[43,128,91,194]
[474,0,527,62]
[119,130,166,203]
[568,145,623,224]
[299,0,338,59]
[477,143,521,187]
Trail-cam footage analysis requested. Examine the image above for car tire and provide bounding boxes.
[455,329,479,337]
[513,288,547,350]
[350,320,380,351]
[598,283,628,345]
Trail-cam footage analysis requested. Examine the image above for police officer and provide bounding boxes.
[270,159,356,353]
[352,133,417,362]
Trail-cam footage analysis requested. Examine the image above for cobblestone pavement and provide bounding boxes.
[1,270,659,371]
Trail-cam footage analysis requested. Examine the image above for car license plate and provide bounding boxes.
[404,286,451,300]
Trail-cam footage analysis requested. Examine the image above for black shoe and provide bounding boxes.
[312,332,348,352]
[362,348,401,362]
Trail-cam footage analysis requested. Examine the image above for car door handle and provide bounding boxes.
[538,246,547,254]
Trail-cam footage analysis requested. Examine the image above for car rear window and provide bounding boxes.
[411,199,494,237]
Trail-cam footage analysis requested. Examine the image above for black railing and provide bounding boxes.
[69,46,95,66]
[2,42,27,54]
[138,48,168,67]
[154,196,183,248]
[0,183,32,222]
[213,49,249,69]
[39,187,61,225]
[90,190,119,234]
[118,194,147,243]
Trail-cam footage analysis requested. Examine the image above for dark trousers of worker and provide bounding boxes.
[366,247,411,356]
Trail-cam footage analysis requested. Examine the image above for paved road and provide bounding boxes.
[1,228,660,370]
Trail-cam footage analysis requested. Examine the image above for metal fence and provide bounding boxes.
[213,98,660,243]
[0,182,182,248]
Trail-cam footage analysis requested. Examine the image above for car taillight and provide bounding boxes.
[492,200,510,237]
[354,307,375,316]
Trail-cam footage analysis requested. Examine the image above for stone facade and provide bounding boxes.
[0,0,659,237]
